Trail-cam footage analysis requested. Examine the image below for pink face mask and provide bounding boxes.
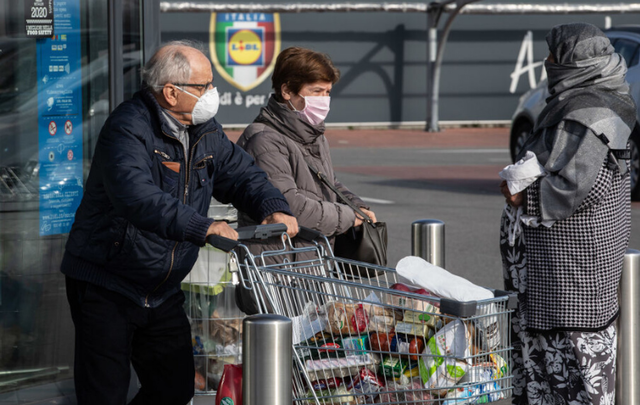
[289,96,331,125]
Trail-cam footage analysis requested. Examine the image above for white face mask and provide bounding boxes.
[288,95,330,126]
[175,86,220,125]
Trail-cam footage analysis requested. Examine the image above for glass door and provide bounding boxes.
[0,0,143,399]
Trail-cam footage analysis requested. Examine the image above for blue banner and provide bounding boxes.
[36,0,83,236]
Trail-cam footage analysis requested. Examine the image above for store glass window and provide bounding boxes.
[0,0,142,398]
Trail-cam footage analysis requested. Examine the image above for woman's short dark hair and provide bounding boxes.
[272,47,340,101]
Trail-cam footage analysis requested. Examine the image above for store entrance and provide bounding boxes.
[0,0,149,401]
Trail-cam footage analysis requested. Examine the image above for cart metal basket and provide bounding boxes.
[208,225,516,405]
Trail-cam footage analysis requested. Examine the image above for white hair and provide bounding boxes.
[141,40,207,94]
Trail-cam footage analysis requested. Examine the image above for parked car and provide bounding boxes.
[510,26,640,200]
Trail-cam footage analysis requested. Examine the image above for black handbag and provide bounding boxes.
[305,161,388,276]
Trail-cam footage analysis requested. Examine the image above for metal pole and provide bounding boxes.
[411,219,445,268]
[616,248,640,405]
[243,314,292,405]
[108,0,124,111]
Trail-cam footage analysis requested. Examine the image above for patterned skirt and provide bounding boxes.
[500,212,617,405]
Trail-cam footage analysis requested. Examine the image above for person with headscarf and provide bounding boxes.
[499,23,635,404]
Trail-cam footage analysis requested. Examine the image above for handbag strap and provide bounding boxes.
[304,160,375,225]
[254,117,374,226]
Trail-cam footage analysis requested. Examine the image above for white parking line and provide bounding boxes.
[360,197,395,205]
[420,149,509,154]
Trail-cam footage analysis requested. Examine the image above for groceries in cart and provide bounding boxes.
[206,225,516,404]
[289,256,511,403]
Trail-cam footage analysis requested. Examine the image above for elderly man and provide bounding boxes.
[61,41,298,405]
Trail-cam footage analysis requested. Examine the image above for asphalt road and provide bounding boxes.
[322,129,640,292]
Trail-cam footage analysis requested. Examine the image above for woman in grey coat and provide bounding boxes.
[235,47,377,312]
[500,23,635,404]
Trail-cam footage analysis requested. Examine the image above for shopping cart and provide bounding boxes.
[208,225,517,404]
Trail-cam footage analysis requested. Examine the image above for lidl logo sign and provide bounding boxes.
[227,28,264,66]
[210,13,280,91]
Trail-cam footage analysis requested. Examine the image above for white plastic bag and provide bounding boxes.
[396,256,493,302]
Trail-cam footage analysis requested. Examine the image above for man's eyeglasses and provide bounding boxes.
[172,82,215,90]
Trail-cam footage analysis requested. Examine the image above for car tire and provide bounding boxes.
[630,128,640,201]
[510,119,534,163]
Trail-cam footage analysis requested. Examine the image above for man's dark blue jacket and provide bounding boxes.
[61,88,292,308]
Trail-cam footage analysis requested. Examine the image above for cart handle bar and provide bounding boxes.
[205,224,323,252]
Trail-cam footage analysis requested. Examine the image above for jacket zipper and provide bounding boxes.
[154,149,171,160]
[144,129,216,307]
[194,154,213,169]
[184,131,213,200]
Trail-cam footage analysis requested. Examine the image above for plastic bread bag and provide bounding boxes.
[418,319,470,395]
[396,256,493,302]
[325,302,370,336]
[364,304,401,333]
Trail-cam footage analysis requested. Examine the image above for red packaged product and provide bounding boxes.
[347,368,385,403]
[215,364,243,405]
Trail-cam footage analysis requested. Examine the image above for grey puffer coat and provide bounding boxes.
[236,95,366,255]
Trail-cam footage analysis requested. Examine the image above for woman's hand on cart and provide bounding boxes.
[262,212,299,237]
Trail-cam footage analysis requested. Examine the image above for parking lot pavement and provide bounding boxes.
[225,126,511,150]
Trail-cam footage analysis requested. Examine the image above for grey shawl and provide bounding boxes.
[519,23,636,220]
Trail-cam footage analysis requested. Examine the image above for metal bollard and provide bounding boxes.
[243,314,292,405]
[616,249,640,405]
[411,219,445,268]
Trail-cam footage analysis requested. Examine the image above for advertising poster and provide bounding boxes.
[36,0,83,236]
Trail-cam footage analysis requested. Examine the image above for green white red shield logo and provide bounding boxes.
[209,13,280,91]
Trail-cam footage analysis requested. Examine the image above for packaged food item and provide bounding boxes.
[394,321,429,338]
[365,304,401,333]
[326,302,370,335]
[380,356,407,379]
[459,362,497,384]
[469,314,501,355]
[408,337,425,361]
[339,334,370,356]
[299,332,345,360]
[418,319,470,395]
[215,364,243,405]
[403,378,434,404]
[403,363,420,379]
[303,377,347,404]
[331,385,356,404]
[442,381,504,404]
[376,378,433,404]
[490,353,508,378]
[194,370,206,391]
[305,354,377,379]
[346,368,385,404]
[403,310,439,328]
[192,335,205,355]
[303,387,332,404]
[387,283,441,312]
[210,309,243,347]
[370,332,396,353]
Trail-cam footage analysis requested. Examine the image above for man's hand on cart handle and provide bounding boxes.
[262,212,299,237]
[206,221,239,240]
